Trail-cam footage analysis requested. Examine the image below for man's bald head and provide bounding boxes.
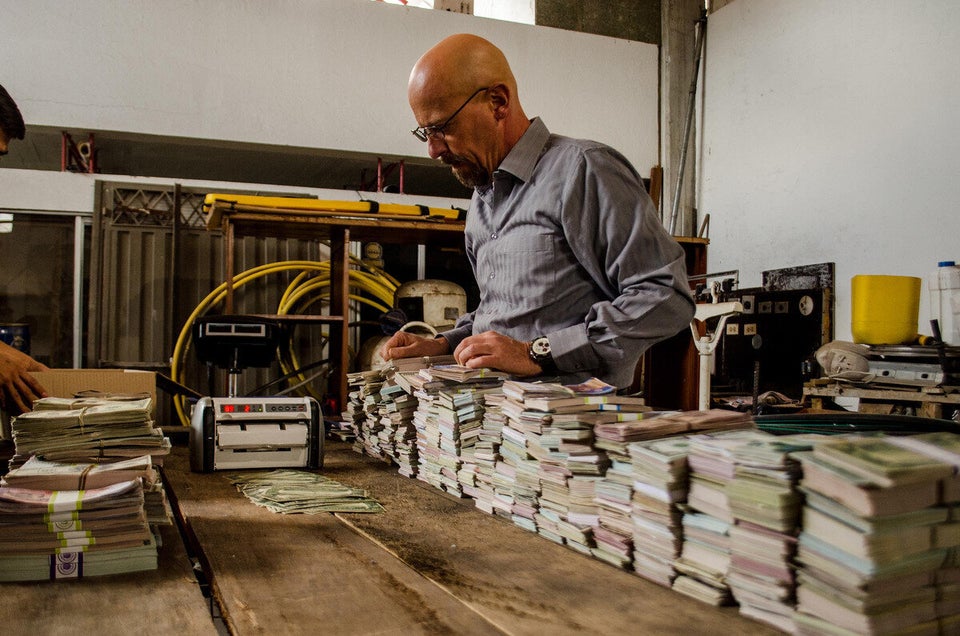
[408,34,518,107]
[408,34,530,187]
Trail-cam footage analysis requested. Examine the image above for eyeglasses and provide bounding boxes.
[411,87,489,142]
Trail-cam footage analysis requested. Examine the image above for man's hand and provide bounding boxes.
[453,330,542,377]
[379,331,451,361]
[0,342,49,414]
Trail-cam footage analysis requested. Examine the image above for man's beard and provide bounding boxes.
[442,154,490,189]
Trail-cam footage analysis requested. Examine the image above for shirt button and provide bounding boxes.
[489,273,495,279]
[491,232,497,239]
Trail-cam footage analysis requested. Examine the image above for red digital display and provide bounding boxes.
[219,403,264,414]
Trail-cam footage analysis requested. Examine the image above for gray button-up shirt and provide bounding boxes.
[441,118,695,388]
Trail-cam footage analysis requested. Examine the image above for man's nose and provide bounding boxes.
[426,136,448,160]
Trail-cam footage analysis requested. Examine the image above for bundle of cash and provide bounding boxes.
[227,469,384,514]
[10,397,170,468]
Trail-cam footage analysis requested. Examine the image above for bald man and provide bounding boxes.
[382,34,694,389]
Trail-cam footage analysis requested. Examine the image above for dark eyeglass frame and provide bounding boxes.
[411,86,489,142]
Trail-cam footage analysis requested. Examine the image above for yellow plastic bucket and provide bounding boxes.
[851,275,921,345]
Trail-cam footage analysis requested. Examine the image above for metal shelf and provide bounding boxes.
[206,198,466,410]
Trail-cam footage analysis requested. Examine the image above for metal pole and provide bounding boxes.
[72,216,86,368]
[668,12,707,236]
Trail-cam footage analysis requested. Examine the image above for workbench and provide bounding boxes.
[0,439,779,635]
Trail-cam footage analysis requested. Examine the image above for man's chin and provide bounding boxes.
[451,165,488,189]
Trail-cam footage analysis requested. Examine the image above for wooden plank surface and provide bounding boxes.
[0,519,217,635]
[164,442,780,636]
[164,446,501,635]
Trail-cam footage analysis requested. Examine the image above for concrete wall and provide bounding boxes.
[0,0,658,176]
[537,0,661,44]
[700,0,960,341]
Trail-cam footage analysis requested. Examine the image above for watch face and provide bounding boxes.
[531,337,551,357]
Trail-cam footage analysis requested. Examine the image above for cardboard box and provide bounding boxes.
[29,369,157,417]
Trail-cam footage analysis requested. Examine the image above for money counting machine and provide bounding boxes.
[190,396,323,472]
[189,315,324,472]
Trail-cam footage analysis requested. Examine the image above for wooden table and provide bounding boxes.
[0,514,216,634]
[162,441,778,636]
[0,438,780,635]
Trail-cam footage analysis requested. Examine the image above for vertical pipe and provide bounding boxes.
[225,221,235,314]
[87,133,96,173]
[668,13,706,236]
[171,184,181,372]
[72,216,86,368]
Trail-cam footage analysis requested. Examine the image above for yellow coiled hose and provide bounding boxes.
[170,258,399,426]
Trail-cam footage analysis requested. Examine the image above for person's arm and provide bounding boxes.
[549,147,695,379]
[0,342,49,413]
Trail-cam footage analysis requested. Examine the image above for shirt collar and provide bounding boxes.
[494,117,550,184]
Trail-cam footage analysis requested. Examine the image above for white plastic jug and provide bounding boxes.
[929,261,960,345]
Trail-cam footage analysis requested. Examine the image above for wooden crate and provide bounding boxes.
[803,378,960,420]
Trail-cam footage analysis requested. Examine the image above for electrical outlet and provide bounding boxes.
[741,294,755,314]
[726,323,739,335]
[744,323,757,335]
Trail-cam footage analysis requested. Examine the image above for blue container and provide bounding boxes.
[0,323,30,354]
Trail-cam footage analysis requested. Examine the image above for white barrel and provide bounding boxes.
[929,261,960,344]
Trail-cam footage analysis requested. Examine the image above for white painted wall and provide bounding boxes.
[700,0,960,341]
[0,0,656,174]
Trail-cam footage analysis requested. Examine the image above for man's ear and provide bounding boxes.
[487,84,509,120]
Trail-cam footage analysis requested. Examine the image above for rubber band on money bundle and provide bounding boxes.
[49,490,84,513]
[77,464,95,490]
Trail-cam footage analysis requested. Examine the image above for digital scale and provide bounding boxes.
[190,396,323,472]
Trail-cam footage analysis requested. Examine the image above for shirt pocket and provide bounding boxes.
[484,232,559,308]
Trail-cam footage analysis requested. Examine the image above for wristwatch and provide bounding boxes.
[528,336,558,375]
